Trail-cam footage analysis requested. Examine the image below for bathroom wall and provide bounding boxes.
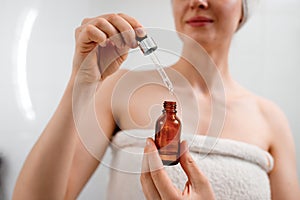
[0,0,299,199]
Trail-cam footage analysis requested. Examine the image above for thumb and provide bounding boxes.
[179,141,209,187]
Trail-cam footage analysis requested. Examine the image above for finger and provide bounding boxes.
[179,141,209,187]
[147,139,164,172]
[77,24,107,50]
[75,18,94,40]
[140,138,161,200]
[147,139,179,200]
[182,181,191,196]
[104,14,137,48]
[117,13,147,38]
[87,17,125,48]
[81,17,92,25]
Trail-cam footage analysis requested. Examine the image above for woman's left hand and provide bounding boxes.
[140,138,215,200]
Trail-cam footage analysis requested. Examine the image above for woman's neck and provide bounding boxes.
[172,42,235,96]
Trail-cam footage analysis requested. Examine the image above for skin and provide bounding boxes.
[141,138,215,200]
[13,0,300,199]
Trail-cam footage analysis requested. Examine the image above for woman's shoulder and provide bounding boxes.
[237,86,286,123]
[241,91,293,153]
[254,95,288,126]
[249,92,292,139]
[235,85,290,134]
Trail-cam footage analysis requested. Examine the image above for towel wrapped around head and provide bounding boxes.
[238,0,260,30]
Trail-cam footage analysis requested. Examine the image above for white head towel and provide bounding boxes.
[238,0,260,30]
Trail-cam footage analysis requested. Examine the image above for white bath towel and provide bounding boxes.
[106,129,274,200]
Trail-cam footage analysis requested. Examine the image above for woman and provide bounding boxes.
[13,0,299,199]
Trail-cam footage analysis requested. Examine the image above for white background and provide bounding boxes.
[0,0,299,199]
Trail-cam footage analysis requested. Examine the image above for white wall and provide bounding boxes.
[0,0,299,199]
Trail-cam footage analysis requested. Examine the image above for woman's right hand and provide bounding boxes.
[141,139,216,200]
[71,13,145,83]
[70,14,146,160]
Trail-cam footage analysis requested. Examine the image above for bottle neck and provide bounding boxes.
[163,101,177,115]
[163,109,176,114]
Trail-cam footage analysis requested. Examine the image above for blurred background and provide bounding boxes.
[0,0,299,199]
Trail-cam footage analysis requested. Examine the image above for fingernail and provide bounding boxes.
[148,150,164,171]
[184,141,189,152]
[131,41,138,48]
[136,27,146,37]
[146,138,151,146]
[99,40,106,47]
[180,140,189,155]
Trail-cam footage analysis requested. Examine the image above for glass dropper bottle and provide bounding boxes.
[155,101,181,165]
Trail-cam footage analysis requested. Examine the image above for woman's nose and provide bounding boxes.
[189,0,208,9]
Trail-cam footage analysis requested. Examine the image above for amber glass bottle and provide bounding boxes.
[155,101,181,165]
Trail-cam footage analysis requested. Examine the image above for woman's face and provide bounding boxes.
[172,0,243,50]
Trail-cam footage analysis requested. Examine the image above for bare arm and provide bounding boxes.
[263,101,300,199]
[13,74,118,200]
[63,70,124,199]
[13,78,82,200]
[13,13,145,200]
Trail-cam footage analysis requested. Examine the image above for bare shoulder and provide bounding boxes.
[255,95,287,123]
[252,94,297,161]
[251,96,300,198]
[237,88,293,147]
[229,86,300,198]
[254,95,291,138]
[236,86,290,133]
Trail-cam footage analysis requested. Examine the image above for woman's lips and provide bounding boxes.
[186,16,214,27]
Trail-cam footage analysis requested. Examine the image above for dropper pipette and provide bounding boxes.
[137,35,174,94]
